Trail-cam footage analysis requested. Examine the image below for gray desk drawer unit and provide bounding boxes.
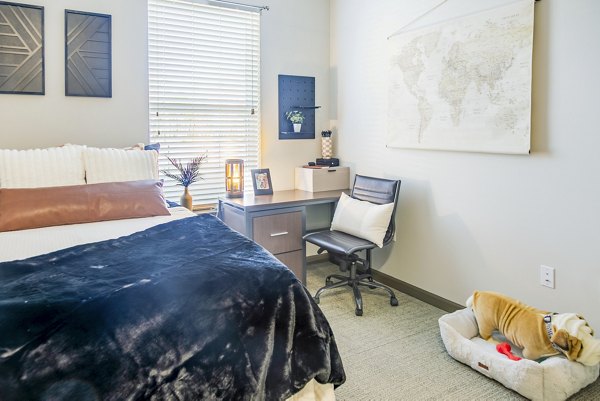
[218,190,344,285]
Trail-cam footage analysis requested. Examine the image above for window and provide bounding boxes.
[148,0,261,205]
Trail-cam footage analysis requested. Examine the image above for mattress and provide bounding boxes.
[0,209,338,400]
[439,308,599,401]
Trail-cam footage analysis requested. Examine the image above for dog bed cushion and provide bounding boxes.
[439,308,599,401]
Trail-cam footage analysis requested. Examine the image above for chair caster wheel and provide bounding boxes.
[314,297,320,304]
[355,308,363,316]
[390,297,399,306]
[368,285,376,289]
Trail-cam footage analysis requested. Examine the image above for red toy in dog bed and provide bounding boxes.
[497,342,522,361]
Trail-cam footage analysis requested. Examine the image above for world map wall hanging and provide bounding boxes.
[387,0,534,154]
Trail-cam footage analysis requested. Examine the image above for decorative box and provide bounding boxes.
[295,166,349,192]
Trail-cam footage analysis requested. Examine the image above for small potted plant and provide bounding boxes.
[286,110,305,133]
[162,154,207,211]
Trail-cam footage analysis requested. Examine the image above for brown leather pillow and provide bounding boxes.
[0,180,170,232]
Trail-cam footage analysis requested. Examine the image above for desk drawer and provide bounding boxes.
[275,250,304,284]
[253,211,302,254]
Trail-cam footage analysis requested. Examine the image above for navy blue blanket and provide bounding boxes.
[0,214,345,400]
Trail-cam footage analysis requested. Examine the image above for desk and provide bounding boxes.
[217,190,344,284]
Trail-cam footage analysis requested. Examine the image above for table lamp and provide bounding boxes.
[225,159,244,198]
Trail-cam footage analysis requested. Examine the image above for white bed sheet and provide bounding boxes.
[0,207,336,400]
[0,207,196,263]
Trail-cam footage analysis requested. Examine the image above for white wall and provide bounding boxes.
[0,0,149,149]
[331,0,600,327]
[247,0,330,190]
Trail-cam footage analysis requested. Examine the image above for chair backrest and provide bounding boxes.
[351,174,401,246]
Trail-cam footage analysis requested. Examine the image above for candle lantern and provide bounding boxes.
[225,159,244,198]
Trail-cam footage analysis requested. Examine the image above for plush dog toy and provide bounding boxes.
[466,291,600,366]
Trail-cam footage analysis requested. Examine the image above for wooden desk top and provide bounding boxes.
[220,189,345,212]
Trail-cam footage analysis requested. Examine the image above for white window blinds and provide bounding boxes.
[148,0,260,205]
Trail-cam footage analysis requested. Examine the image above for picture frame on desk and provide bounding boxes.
[251,168,273,195]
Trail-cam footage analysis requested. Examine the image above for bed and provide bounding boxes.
[0,145,345,401]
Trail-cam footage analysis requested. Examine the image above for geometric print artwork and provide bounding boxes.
[0,1,45,95]
[65,10,111,97]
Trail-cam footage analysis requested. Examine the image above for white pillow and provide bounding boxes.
[84,147,159,184]
[330,192,394,248]
[0,145,86,188]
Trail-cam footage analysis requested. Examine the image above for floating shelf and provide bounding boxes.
[280,131,315,139]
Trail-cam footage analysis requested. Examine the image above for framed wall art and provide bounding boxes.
[251,168,273,195]
[65,9,112,97]
[0,1,44,95]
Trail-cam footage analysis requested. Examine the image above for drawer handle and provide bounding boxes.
[270,231,289,237]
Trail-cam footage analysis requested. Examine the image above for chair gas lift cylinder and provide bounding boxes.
[225,159,244,198]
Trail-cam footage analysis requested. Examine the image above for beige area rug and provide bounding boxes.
[307,261,600,401]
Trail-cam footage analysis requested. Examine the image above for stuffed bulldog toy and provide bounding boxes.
[466,291,600,366]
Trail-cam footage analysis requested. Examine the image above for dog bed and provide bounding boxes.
[439,308,599,401]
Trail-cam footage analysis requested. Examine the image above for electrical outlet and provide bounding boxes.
[540,265,555,289]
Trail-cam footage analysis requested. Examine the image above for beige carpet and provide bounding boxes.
[307,261,600,401]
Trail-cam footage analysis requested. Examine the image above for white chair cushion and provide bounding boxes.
[84,147,159,184]
[330,192,394,248]
[0,145,86,188]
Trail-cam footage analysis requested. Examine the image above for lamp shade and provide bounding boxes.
[225,159,244,198]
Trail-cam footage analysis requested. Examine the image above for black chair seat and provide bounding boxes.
[303,230,376,256]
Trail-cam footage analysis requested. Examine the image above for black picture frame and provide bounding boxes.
[65,9,112,97]
[251,168,273,195]
[0,1,45,95]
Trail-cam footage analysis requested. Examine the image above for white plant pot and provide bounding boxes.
[293,123,302,133]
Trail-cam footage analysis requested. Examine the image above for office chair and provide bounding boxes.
[303,175,401,316]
